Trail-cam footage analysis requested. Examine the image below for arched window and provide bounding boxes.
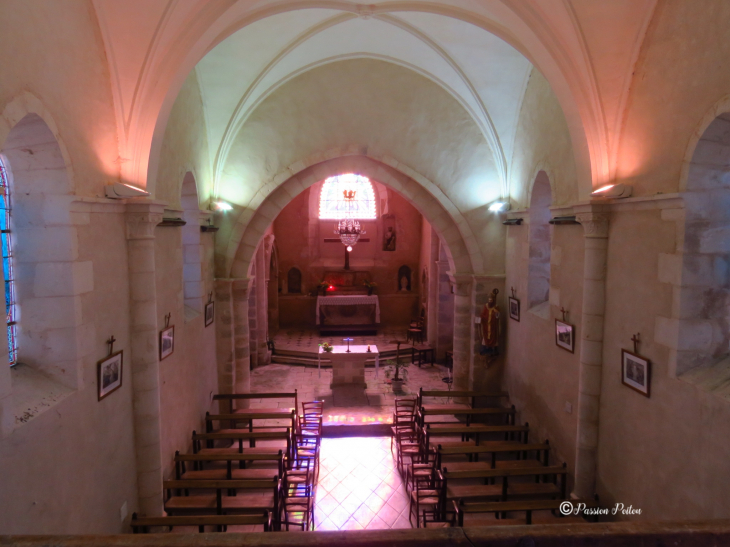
[527,171,552,311]
[0,158,17,365]
[319,174,377,219]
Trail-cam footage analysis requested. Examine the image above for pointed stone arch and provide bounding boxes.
[220,155,481,279]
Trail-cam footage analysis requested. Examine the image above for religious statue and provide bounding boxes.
[480,288,501,360]
[383,226,396,251]
[400,276,409,292]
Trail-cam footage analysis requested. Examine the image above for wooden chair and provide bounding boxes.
[407,317,424,345]
[390,413,417,454]
[280,464,315,531]
[301,401,324,417]
[408,470,442,528]
[394,423,422,477]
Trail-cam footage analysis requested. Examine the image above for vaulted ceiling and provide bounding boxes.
[91,0,658,200]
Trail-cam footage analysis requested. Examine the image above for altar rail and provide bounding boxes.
[4,520,730,546]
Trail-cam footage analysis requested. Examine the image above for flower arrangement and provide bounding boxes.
[363,279,377,295]
[320,342,334,353]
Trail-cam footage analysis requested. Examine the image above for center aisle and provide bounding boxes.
[313,438,412,530]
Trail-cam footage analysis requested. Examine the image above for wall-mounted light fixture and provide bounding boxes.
[590,183,632,199]
[502,218,523,226]
[214,201,233,211]
[104,182,151,199]
[488,200,511,212]
[549,215,580,225]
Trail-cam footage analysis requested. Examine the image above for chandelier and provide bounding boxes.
[334,189,365,251]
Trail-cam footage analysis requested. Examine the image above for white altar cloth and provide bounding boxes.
[315,295,381,325]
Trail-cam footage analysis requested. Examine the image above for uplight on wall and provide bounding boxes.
[214,201,233,211]
[488,200,511,212]
[590,183,632,199]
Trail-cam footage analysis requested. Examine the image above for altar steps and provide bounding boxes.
[271,346,405,367]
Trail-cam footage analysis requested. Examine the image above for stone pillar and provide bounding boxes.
[435,248,454,361]
[450,273,474,392]
[426,227,439,350]
[573,207,610,499]
[215,279,235,414]
[255,244,269,366]
[248,277,258,369]
[125,200,165,517]
[232,278,252,409]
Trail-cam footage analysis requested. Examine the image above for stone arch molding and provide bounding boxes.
[0,92,75,184]
[679,92,730,192]
[223,154,483,279]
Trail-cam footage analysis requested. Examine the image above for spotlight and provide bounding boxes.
[590,183,632,199]
[214,201,233,211]
[489,201,510,212]
[347,245,353,252]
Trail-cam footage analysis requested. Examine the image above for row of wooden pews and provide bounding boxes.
[395,389,598,528]
[132,390,324,533]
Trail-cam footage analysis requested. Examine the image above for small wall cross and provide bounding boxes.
[560,307,568,322]
[107,335,116,356]
[631,333,640,354]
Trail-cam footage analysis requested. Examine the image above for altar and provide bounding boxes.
[319,345,379,388]
[316,295,380,334]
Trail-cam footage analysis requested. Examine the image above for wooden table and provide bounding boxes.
[319,345,379,388]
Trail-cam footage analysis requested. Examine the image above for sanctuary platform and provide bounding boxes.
[251,343,455,436]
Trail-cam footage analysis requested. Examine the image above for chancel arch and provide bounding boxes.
[225,155,481,280]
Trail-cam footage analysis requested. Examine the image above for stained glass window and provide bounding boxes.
[0,158,17,365]
[319,174,377,219]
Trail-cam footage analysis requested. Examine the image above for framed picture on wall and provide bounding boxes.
[555,320,574,353]
[621,349,651,397]
[98,350,123,401]
[205,301,215,327]
[508,297,520,322]
[159,325,174,360]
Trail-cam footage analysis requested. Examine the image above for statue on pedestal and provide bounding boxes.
[480,288,501,362]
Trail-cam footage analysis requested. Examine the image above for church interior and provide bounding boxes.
[2,1,730,544]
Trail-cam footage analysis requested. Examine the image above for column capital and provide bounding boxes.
[574,205,610,239]
[125,199,166,240]
[448,272,473,296]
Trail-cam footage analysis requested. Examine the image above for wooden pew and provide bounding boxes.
[204,410,296,435]
[424,423,529,448]
[418,388,509,409]
[192,427,291,453]
[213,390,298,415]
[439,463,568,504]
[163,478,280,526]
[418,405,516,427]
[131,512,272,533]
[174,450,285,479]
[453,498,598,527]
[436,442,551,470]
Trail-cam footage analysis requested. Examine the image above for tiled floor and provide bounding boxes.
[313,437,412,530]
